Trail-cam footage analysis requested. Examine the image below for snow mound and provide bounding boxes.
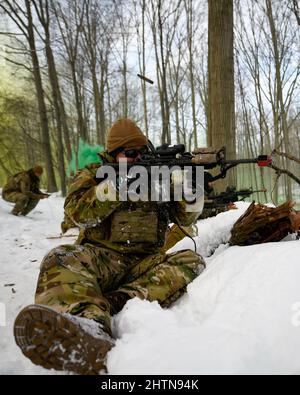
[168,202,252,257]
[0,194,78,374]
[110,240,300,374]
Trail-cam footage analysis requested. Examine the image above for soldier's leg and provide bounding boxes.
[14,244,125,374]
[3,192,29,215]
[20,198,39,216]
[117,249,206,308]
[35,244,131,332]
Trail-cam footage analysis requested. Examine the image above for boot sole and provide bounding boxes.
[14,304,114,375]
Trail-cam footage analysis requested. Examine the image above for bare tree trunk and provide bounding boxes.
[149,0,181,144]
[151,17,165,142]
[91,63,101,141]
[135,0,149,137]
[72,65,88,141]
[32,0,68,195]
[237,62,260,194]
[45,47,67,196]
[169,54,181,144]
[122,59,128,118]
[158,0,170,143]
[25,0,57,192]
[106,79,113,128]
[265,0,292,200]
[195,57,209,146]
[185,0,198,148]
[290,0,300,25]
[113,0,130,119]
[81,0,109,145]
[208,0,236,190]
[99,62,107,145]
[52,0,88,142]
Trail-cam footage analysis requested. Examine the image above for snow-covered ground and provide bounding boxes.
[1,194,300,375]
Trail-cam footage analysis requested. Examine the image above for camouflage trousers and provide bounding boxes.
[2,191,39,216]
[35,244,205,333]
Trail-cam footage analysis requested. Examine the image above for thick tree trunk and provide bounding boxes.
[208,0,236,190]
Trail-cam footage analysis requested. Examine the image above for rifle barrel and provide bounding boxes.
[222,159,258,165]
[100,155,271,170]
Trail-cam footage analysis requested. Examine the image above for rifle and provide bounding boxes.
[200,187,267,219]
[100,144,273,193]
[207,186,268,205]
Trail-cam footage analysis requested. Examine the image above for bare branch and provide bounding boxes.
[0,0,29,38]
[270,163,300,186]
[272,149,300,165]
[3,56,32,72]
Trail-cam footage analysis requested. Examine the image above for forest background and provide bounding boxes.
[0,0,299,205]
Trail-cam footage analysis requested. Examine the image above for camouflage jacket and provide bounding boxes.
[64,152,203,254]
[2,169,43,200]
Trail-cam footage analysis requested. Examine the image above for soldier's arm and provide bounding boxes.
[170,198,204,227]
[169,170,204,226]
[64,168,122,229]
[20,175,43,199]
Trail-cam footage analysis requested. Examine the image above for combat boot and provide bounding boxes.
[14,304,115,375]
[11,207,21,216]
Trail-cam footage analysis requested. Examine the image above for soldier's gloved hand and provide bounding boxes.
[171,169,189,196]
[166,250,206,267]
[171,169,199,202]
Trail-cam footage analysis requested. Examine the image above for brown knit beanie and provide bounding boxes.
[32,165,43,176]
[106,118,148,153]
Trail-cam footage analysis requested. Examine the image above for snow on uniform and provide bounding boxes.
[2,169,44,216]
[35,152,206,334]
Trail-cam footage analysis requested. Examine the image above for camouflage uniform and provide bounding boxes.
[2,169,44,216]
[36,153,205,334]
[61,164,98,234]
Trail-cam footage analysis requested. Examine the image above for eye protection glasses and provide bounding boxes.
[123,146,148,158]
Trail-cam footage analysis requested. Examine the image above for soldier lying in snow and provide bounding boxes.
[14,118,206,375]
[2,166,49,216]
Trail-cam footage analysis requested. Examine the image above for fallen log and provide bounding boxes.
[230,201,300,246]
